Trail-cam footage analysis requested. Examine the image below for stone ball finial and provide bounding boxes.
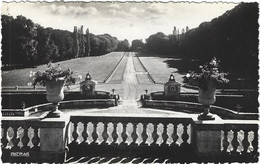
[169,74,175,82]
[85,72,92,80]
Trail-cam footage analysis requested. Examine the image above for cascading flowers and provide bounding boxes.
[185,57,229,90]
[28,63,82,87]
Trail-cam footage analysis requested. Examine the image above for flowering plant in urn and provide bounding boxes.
[30,63,82,87]
[29,63,82,117]
[185,57,229,91]
[186,57,229,120]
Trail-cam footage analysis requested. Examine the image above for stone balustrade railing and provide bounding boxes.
[1,116,69,163]
[67,114,193,161]
[221,121,258,161]
[193,119,259,162]
[66,113,259,162]
[1,114,259,163]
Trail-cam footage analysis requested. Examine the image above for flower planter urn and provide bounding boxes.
[46,78,65,118]
[198,81,216,120]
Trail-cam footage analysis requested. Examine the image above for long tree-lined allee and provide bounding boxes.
[1,2,258,89]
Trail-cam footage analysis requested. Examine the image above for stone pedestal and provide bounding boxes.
[196,130,221,155]
[80,73,97,95]
[198,105,215,120]
[164,74,181,98]
[46,103,62,118]
[194,118,223,158]
[39,116,70,162]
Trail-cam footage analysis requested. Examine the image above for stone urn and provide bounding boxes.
[198,81,216,120]
[198,81,216,105]
[46,78,65,117]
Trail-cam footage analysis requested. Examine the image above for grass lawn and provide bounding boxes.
[2,52,124,86]
[132,54,146,72]
[138,57,186,85]
[107,53,128,83]
[136,74,153,84]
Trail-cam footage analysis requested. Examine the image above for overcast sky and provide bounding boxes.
[1,2,238,43]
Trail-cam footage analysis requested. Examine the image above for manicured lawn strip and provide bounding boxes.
[107,54,128,83]
[103,52,126,83]
[132,55,146,72]
[138,57,186,85]
[2,52,124,86]
[136,74,153,84]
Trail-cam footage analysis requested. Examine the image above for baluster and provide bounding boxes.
[242,129,250,154]
[11,126,20,150]
[166,124,173,146]
[21,126,30,150]
[1,127,8,148]
[151,123,159,146]
[171,123,179,147]
[181,123,189,146]
[111,123,118,144]
[121,122,128,144]
[82,122,88,143]
[72,121,79,144]
[222,130,229,153]
[161,123,168,146]
[231,129,239,154]
[92,122,98,144]
[141,123,148,145]
[131,123,138,145]
[31,126,40,150]
[252,129,258,154]
[101,122,109,145]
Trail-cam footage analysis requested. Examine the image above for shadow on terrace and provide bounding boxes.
[1,75,259,163]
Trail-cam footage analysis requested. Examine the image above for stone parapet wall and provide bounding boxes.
[142,100,258,120]
[1,90,114,109]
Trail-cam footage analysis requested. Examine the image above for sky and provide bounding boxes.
[1,1,238,43]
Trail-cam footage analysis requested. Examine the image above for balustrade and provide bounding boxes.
[1,120,41,163]
[1,121,40,152]
[68,115,193,160]
[1,114,258,163]
[221,123,258,160]
[1,117,67,163]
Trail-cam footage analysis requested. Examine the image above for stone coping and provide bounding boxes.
[1,116,68,128]
[73,112,259,124]
[3,111,257,129]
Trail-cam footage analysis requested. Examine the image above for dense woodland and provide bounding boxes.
[144,2,259,88]
[1,15,129,68]
[1,3,258,88]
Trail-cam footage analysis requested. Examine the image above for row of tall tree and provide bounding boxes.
[143,2,258,87]
[1,15,130,68]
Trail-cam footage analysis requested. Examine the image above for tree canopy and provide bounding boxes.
[131,39,145,52]
[144,2,258,88]
[1,15,120,68]
[116,39,130,52]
